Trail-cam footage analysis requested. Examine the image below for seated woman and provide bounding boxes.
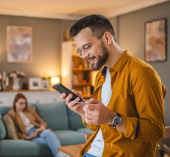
[8,93,61,157]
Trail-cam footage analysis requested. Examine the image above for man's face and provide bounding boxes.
[74,28,109,71]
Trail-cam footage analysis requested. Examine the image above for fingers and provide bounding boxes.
[67,96,80,107]
[66,94,75,105]
[86,98,100,104]
[60,93,66,99]
[59,89,84,114]
[72,89,83,99]
[83,99,104,125]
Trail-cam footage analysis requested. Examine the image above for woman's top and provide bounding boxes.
[19,111,34,133]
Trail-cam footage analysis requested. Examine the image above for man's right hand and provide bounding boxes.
[60,89,86,116]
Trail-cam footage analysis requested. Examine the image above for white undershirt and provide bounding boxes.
[19,111,34,133]
[87,69,112,157]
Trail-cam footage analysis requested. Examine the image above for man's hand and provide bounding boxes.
[60,89,86,116]
[83,98,116,125]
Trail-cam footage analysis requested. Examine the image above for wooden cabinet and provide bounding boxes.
[0,90,62,106]
[61,41,92,98]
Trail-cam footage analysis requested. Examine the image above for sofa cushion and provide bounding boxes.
[54,130,86,146]
[67,107,85,130]
[3,114,18,139]
[0,106,12,116]
[0,113,6,139]
[0,139,52,157]
[35,102,69,130]
[0,104,35,116]
[76,128,93,134]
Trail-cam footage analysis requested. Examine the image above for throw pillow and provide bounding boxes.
[3,114,18,139]
[0,113,6,139]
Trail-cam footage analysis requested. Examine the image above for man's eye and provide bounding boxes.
[84,45,91,51]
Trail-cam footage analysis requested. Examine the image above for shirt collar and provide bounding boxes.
[101,51,131,76]
[110,51,131,72]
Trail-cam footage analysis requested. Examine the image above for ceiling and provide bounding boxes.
[0,0,168,20]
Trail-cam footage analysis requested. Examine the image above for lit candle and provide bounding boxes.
[3,71,6,81]
[6,77,9,87]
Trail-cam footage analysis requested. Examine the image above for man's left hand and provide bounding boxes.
[83,98,116,125]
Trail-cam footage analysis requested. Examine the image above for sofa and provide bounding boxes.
[0,101,93,157]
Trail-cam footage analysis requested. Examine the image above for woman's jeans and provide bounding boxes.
[27,127,61,157]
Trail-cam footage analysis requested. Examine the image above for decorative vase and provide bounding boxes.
[12,77,20,90]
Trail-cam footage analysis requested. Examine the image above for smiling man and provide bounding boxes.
[60,14,166,157]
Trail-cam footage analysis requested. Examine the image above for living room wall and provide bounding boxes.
[0,15,75,87]
[110,1,170,125]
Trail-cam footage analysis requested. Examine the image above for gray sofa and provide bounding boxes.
[0,101,92,157]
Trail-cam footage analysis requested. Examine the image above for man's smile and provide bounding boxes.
[87,56,96,64]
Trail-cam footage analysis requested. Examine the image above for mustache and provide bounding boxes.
[86,56,96,62]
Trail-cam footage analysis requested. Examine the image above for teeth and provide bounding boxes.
[88,57,95,63]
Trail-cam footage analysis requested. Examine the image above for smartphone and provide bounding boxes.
[53,83,83,102]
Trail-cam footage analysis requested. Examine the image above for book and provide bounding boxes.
[72,74,79,84]
[87,86,91,96]
[77,72,83,83]
[83,87,87,96]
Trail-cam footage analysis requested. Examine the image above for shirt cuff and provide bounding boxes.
[124,116,139,140]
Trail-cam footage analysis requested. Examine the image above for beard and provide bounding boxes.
[90,42,109,71]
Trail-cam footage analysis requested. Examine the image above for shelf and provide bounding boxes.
[0,89,55,93]
[73,83,91,86]
[73,68,92,72]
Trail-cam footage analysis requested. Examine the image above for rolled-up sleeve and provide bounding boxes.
[82,119,99,131]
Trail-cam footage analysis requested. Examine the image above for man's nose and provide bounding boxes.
[82,51,89,59]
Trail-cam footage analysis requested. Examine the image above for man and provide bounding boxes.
[60,14,166,157]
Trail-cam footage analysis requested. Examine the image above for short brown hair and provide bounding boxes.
[70,14,116,41]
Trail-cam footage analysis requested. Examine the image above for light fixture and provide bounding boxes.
[51,77,60,85]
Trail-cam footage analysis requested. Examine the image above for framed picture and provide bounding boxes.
[0,80,3,91]
[7,26,33,63]
[29,77,42,90]
[145,18,167,62]
[41,80,50,90]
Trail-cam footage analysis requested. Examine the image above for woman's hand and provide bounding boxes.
[25,132,38,140]
[39,126,46,131]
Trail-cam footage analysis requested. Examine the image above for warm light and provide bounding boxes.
[51,77,60,85]
[62,70,68,78]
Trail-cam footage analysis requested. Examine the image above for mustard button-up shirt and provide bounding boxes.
[80,51,166,157]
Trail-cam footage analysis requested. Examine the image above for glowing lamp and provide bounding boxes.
[51,77,60,85]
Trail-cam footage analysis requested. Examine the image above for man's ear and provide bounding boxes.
[104,32,112,45]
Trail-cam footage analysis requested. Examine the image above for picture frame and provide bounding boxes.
[41,80,50,90]
[7,26,33,63]
[144,18,167,62]
[29,77,42,90]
